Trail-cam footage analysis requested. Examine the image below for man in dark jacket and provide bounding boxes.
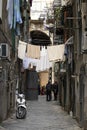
[46,81,52,101]
[52,81,58,101]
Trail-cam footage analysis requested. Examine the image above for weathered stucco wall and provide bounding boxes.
[0,0,16,121]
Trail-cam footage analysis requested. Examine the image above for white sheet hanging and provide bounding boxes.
[47,44,65,62]
[26,44,40,59]
[36,46,52,72]
[18,40,27,60]
[23,56,38,69]
[23,47,52,72]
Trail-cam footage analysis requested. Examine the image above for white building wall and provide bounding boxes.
[31,0,54,20]
[61,0,72,6]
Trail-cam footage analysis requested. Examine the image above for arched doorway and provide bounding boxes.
[30,30,52,45]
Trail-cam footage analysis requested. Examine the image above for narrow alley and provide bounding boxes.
[0,0,87,130]
[1,96,82,130]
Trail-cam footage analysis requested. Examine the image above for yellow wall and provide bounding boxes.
[39,71,49,87]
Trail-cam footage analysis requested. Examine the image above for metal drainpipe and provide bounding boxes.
[23,0,28,42]
[23,0,30,43]
[28,0,31,43]
[23,9,27,42]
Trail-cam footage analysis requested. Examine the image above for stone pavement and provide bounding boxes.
[1,95,83,130]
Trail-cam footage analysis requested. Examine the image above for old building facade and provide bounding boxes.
[0,0,31,122]
[53,0,87,129]
[0,0,16,121]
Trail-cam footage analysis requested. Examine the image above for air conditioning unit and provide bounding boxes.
[0,43,9,57]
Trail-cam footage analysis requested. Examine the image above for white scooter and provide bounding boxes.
[16,94,27,119]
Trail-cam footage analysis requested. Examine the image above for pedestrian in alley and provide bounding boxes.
[46,81,52,101]
[38,83,40,95]
[40,86,45,95]
[52,81,58,101]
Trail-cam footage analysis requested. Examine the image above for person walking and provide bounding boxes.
[52,81,58,101]
[46,81,52,101]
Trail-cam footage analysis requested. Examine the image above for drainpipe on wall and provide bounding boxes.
[23,9,27,42]
[23,0,30,42]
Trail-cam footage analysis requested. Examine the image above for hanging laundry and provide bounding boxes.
[36,46,52,72]
[7,0,22,29]
[45,48,52,69]
[26,44,40,59]
[0,0,2,21]
[14,0,22,29]
[7,0,14,29]
[23,56,38,69]
[23,47,52,72]
[40,46,45,71]
[18,40,27,60]
[47,44,65,62]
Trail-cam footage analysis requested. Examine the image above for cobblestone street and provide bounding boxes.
[1,96,83,130]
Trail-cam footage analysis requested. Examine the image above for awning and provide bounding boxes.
[47,44,65,62]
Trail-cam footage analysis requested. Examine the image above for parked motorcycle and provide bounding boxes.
[16,94,27,119]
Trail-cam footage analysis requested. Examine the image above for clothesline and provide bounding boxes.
[18,40,65,72]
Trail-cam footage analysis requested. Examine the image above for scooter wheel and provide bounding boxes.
[17,106,26,119]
